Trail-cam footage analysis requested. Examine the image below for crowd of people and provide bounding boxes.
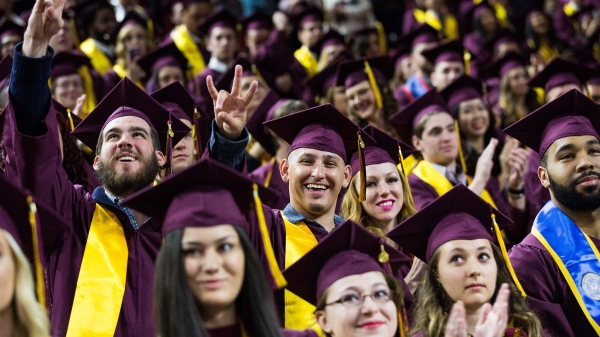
[1,0,600,336]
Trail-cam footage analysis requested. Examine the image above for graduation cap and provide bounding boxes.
[528,57,597,94]
[421,40,464,67]
[336,56,391,109]
[304,52,350,97]
[50,52,93,80]
[71,78,191,173]
[150,82,203,157]
[264,104,376,200]
[486,51,524,79]
[388,89,451,143]
[482,29,520,57]
[401,24,439,49]
[309,29,347,55]
[246,90,285,156]
[350,125,417,179]
[283,220,410,335]
[388,184,511,262]
[0,174,69,308]
[439,75,484,110]
[109,10,151,43]
[289,6,323,30]
[122,157,287,288]
[137,42,190,78]
[199,9,239,36]
[240,11,273,32]
[503,89,600,156]
[0,19,23,39]
[53,99,82,131]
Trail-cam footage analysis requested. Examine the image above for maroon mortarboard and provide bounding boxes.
[71,77,190,155]
[150,81,196,122]
[283,220,411,306]
[199,9,238,36]
[402,24,439,49]
[350,125,416,180]
[137,42,190,78]
[503,89,600,155]
[439,75,484,110]
[53,99,83,130]
[265,104,376,200]
[304,52,351,97]
[51,52,93,80]
[122,157,288,288]
[215,57,254,92]
[246,90,285,156]
[387,184,512,263]
[0,174,69,306]
[0,55,12,88]
[241,11,273,32]
[482,29,520,56]
[309,29,347,55]
[109,10,149,43]
[0,20,23,39]
[335,55,392,89]
[421,40,464,66]
[486,51,524,79]
[289,6,323,30]
[388,89,451,143]
[528,58,597,93]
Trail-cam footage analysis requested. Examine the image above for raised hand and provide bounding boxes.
[470,138,498,195]
[207,65,258,140]
[72,94,86,117]
[444,301,467,337]
[508,147,528,191]
[24,0,66,58]
[474,283,510,337]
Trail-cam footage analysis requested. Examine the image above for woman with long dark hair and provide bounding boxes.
[388,185,542,337]
[122,158,283,337]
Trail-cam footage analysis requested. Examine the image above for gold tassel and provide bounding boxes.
[375,21,387,55]
[264,157,276,188]
[66,108,75,132]
[454,120,468,175]
[251,64,266,85]
[463,50,471,76]
[26,196,46,308]
[70,18,80,47]
[363,61,383,109]
[491,213,526,298]
[253,184,287,288]
[166,120,174,175]
[357,133,367,202]
[398,146,415,208]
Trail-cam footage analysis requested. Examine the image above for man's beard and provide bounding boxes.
[549,170,600,211]
[96,154,160,197]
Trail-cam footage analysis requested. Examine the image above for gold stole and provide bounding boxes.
[76,65,98,119]
[66,204,128,337]
[419,10,459,41]
[282,213,322,335]
[80,39,113,76]
[411,160,497,208]
[172,25,206,76]
[538,42,559,63]
[294,46,318,77]
[112,64,145,90]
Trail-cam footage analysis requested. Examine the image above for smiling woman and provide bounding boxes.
[122,159,283,337]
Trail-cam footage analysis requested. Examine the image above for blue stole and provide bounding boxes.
[532,201,600,333]
[403,73,430,101]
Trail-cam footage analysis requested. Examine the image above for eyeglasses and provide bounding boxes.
[325,289,393,307]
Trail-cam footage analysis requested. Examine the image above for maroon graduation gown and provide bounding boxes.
[524,152,550,228]
[3,98,161,337]
[509,233,600,336]
[249,160,290,210]
[194,67,222,102]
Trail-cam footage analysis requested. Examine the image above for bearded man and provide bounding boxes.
[0,0,253,336]
[505,89,600,337]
